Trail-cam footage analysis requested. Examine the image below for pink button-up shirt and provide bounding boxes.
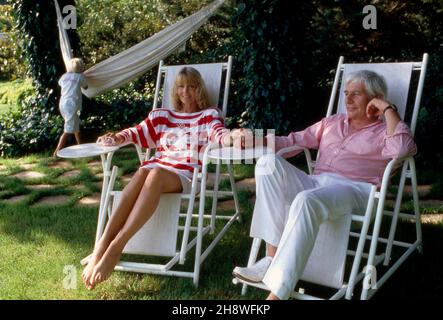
[271,114,417,186]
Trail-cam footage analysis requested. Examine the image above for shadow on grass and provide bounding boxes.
[372,221,443,300]
[0,202,97,248]
[97,203,265,300]
[1,189,441,299]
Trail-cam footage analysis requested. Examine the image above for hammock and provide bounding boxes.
[55,0,226,98]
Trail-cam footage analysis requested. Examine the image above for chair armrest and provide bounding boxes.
[378,155,413,198]
[276,145,304,157]
[276,146,316,175]
[132,143,159,165]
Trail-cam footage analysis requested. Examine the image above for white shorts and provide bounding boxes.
[175,173,193,194]
[60,98,80,133]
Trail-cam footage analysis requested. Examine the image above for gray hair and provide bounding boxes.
[346,70,387,99]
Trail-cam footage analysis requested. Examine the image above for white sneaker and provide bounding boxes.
[233,256,272,283]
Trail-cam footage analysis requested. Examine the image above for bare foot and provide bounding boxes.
[82,255,101,290]
[266,292,280,300]
[82,243,109,289]
[88,242,123,289]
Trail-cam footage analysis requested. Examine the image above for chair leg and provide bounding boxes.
[95,166,118,244]
[346,186,377,300]
[361,190,386,300]
[133,143,145,165]
[227,163,241,222]
[241,238,262,295]
[194,156,211,287]
[409,158,423,254]
[193,216,203,287]
[210,159,221,234]
[180,184,198,264]
[384,161,408,265]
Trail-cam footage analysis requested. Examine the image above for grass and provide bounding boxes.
[0,196,264,300]
[0,149,442,300]
[0,204,98,299]
[0,148,267,300]
[0,200,263,300]
[0,79,34,115]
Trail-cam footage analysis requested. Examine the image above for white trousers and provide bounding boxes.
[251,154,372,299]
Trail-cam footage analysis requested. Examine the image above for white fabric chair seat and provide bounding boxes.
[300,214,352,288]
[112,192,181,257]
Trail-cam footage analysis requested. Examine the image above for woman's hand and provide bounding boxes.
[230,128,254,149]
[96,132,124,146]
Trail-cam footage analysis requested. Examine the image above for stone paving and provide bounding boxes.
[12,171,46,179]
[0,160,256,207]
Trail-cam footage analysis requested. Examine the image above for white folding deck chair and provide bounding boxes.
[97,56,242,286]
[233,54,429,299]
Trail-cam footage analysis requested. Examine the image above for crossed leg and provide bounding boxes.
[82,167,183,289]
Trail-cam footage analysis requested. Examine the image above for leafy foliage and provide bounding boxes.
[1,0,442,179]
[0,0,79,156]
[302,0,443,179]
[76,0,165,66]
[0,3,27,80]
[0,79,34,107]
[76,0,235,131]
[227,0,442,177]
[1,0,235,156]
[229,1,315,134]
[76,0,233,67]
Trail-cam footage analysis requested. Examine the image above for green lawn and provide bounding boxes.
[0,149,442,300]
[0,198,263,300]
[0,149,265,300]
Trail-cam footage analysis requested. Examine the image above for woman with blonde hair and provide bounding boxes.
[82,66,236,289]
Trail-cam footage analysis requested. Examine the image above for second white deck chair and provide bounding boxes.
[98,56,241,286]
[233,54,428,299]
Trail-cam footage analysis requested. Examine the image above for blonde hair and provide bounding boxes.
[68,58,85,73]
[171,67,210,111]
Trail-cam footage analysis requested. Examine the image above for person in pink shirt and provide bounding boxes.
[232,70,417,300]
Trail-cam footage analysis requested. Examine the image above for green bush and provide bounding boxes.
[0,79,35,106]
[226,0,443,177]
[0,3,27,80]
[303,0,443,178]
[0,0,235,155]
[0,94,63,157]
[76,0,235,132]
[81,83,153,133]
[76,0,233,68]
[1,0,442,182]
[228,1,314,134]
[0,0,79,156]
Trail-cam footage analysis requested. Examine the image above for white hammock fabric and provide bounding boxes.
[55,0,225,98]
[55,0,74,64]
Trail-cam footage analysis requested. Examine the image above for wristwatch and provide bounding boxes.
[383,103,398,114]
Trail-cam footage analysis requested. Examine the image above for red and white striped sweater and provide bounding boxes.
[117,107,229,179]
